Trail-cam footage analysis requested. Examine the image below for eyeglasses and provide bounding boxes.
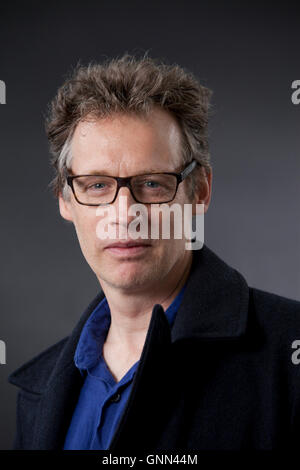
[66,159,199,206]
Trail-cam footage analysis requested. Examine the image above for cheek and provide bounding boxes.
[73,211,99,252]
[157,235,186,259]
[150,204,188,243]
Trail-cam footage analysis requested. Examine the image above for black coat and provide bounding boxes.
[8,244,300,450]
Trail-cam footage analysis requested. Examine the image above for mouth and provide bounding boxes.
[104,240,152,257]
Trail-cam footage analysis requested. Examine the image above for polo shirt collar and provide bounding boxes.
[74,283,187,371]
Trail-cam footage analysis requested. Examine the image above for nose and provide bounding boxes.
[113,186,138,228]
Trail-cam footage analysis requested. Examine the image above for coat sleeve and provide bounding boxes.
[11,389,43,449]
[290,344,300,448]
[8,336,70,449]
[12,391,22,449]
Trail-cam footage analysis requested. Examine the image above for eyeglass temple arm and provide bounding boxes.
[180,160,197,181]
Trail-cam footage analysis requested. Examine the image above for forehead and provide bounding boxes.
[70,108,183,174]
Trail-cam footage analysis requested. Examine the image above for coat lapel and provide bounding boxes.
[108,303,173,451]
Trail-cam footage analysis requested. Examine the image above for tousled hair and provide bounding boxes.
[45,54,212,200]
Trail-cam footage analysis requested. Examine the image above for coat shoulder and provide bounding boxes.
[252,287,300,316]
[250,286,300,338]
[8,336,69,394]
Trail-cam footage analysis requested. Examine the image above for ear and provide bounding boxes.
[193,167,213,214]
[58,192,74,222]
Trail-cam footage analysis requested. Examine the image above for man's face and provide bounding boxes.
[59,108,208,292]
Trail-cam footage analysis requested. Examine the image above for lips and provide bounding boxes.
[105,240,151,249]
[104,240,151,257]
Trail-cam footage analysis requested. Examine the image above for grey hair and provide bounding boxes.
[58,131,74,201]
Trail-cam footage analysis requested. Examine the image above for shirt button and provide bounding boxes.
[110,392,121,403]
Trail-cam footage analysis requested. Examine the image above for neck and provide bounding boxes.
[101,250,193,350]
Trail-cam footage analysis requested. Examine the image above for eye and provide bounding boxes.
[89,183,106,189]
[144,180,160,188]
[86,181,112,192]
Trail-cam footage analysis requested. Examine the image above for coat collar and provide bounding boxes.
[171,244,249,342]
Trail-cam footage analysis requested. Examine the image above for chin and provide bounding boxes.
[104,264,161,290]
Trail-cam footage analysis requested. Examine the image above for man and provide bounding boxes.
[8,55,300,450]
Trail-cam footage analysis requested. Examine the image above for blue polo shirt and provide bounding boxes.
[63,285,186,450]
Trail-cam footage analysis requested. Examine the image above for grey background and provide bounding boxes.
[0,0,299,450]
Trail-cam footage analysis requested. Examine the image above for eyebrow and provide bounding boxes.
[67,167,177,176]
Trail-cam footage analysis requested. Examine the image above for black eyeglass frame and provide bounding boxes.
[66,159,200,206]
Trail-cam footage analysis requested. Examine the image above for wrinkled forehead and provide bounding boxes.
[69,109,184,175]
